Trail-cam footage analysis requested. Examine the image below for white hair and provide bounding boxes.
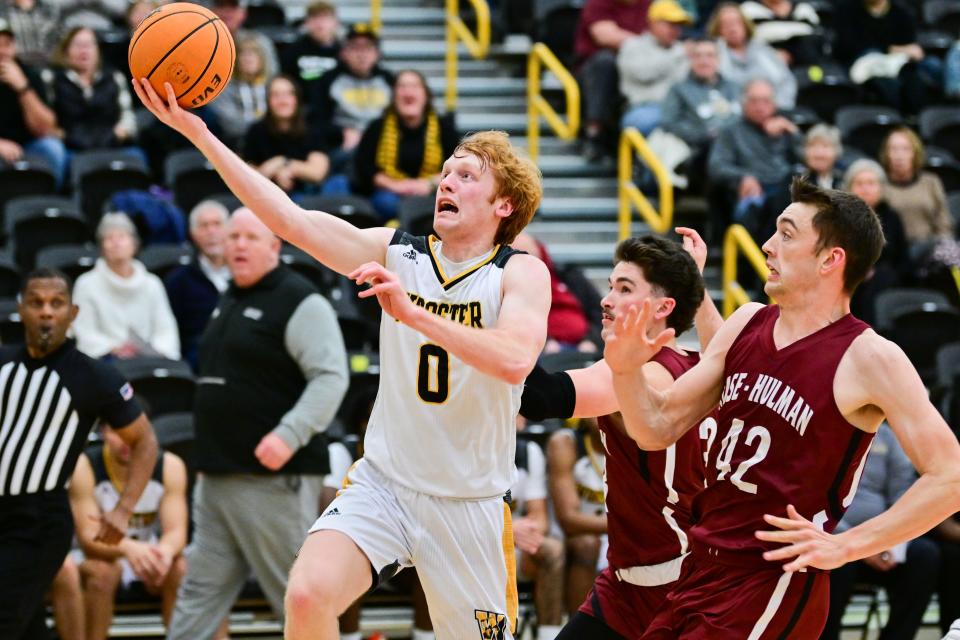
[189,199,230,230]
[805,124,843,157]
[842,158,887,191]
[96,212,139,244]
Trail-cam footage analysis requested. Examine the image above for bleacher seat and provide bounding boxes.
[918,29,955,57]
[936,342,960,434]
[112,357,196,418]
[297,195,380,229]
[138,243,194,279]
[280,244,337,296]
[397,195,436,237]
[72,151,152,225]
[5,200,91,270]
[244,0,286,27]
[96,27,131,76]
[923,0,960,32]
[0,158,57,218]
[920,108,960,161]
[795,71,860,123]
[3,196,76,245]
[0,254,20,298]
[874,288,960,384]
[0,297,23,344]
[35,243,99,283]
[165,149,229,214]
[925,147,960,193]
[328,278,379,351]
[835,105,902,158]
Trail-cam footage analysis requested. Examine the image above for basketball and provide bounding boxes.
[128,2,234,109]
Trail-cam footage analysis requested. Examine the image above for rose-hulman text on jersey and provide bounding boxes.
[720,372,814,436]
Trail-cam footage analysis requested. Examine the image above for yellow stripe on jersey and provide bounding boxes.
[502,502,518,634]
[426,235,503,290]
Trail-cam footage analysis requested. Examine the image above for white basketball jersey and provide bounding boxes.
[364,232,524,499]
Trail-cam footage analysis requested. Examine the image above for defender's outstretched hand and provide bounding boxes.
[603,299,674,374]
[756,504,849,572]
[131,78,207,142]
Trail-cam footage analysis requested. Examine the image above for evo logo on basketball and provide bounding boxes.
[191,73,223,107]
[474,609,507,639]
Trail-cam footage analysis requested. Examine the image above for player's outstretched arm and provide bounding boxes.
[758,334,960,572]
[609,302,762,450]
[354,253,550,384]
[132,79,393,274]
[676,226,724,351]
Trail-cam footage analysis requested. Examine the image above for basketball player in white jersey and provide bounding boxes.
[133,79,551,639]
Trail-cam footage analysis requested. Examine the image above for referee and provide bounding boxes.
[0,268,158,639]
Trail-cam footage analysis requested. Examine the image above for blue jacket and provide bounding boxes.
[164,260,220,370]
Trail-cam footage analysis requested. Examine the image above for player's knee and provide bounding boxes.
[285,565,341,622]
[566,535,601,566]
[82,559,122,594]
[536,536,565,571]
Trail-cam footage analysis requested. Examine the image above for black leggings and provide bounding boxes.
[555,611,626,640]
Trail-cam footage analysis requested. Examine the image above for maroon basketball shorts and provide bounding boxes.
[578,566,676,639]
[641,553,829,639]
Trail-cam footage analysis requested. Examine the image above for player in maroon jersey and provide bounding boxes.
[521,230,723,639]
[604,178,960,639]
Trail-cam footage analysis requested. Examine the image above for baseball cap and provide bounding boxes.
[648,0,693,24]
[345,22,379,45]
[0,18,14,37]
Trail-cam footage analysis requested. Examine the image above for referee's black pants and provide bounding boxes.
[0,491,73,640]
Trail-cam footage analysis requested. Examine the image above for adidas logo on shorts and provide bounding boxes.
[323,507,341,517]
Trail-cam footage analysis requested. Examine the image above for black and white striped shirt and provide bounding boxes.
[0,340,141,499]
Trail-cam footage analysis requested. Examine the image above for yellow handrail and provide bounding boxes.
[445,0,490,112]
[526,43,580,164]
[617,127,673,238]
[369,0,382,34]
[722,224,770,317]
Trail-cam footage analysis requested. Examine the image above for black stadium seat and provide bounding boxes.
[244,0,286,27]
[35,244,99,283]
[397,195,436,237]
[874,288,960,384]
[164,149,228,214]
[112,357,196,418]
[0,297,23,344]
[5,201,91,270]
[0,158,57,218]
[0,254,20,298]
[919,107,960,160]
[835,105,902,159]
[138,243,194,279]
[72,151,152,225]
[297,195,380,229]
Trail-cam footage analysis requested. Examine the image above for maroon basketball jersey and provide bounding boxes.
[690,305,873,566]
[599,347,705,569]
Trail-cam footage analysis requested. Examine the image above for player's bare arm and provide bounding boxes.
[608,302,763,449]
[757,332,960,572]
[69,455,126,561]
[99,414,158,544]
[153,453,189,581]
[547,433,607,536]
[568,359,672,422]
[132,79,394,274]
[353,253,550,384]
[676,226,724,351]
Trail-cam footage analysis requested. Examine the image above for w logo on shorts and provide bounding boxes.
[474,609,507,639]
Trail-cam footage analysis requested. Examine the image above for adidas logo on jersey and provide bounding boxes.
[402,248,418,261]
[323,507,341,517]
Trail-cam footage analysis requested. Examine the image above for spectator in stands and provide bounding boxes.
[738,0,821,65]
[48,557,85,640]
[707,78,799,232]
[833,0,940,115]
[658,37,740,191]
[617,0,691,136]
[821,424,941,640]
[69,424,194,639]
[0,0,60,66]
[707,2,796,108]
[574,0,652,162]
[346,69,458,221]
[937,512,960,637]
[512,233,601,353]
[281,1,340,96]
[45,26,140,158]
[244,74,334,197]
[210,34,271,149]
[73,213,181,361]
[164,200,230,371]
[0,16,66,187]
[512,418,566,640]
[547,419,607,616]
[309,23,393,156]
[797,123,843,189]
[211,0,278,76]
[843,159,913,324]
[879,126,956,252]
[166,209,348,639]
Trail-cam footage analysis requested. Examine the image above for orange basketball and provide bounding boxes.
[128,2,234,109]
